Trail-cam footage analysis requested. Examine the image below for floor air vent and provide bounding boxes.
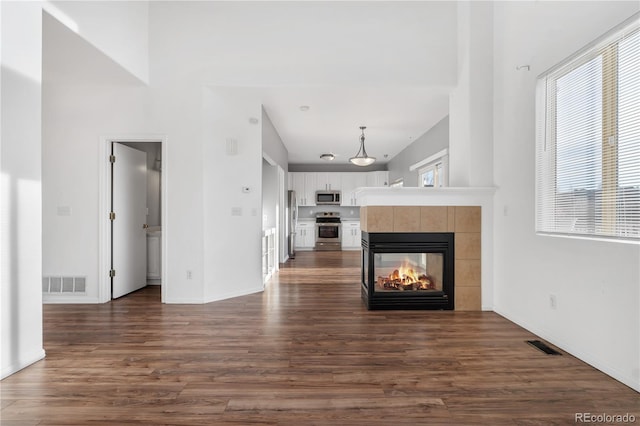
[527,340,562,355]
[43,276,86,294]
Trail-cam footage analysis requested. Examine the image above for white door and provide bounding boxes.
[112,143,147,299]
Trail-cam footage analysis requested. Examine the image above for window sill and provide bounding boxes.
[536,232,640,245]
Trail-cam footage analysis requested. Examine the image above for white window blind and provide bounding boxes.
[536,16,640,242]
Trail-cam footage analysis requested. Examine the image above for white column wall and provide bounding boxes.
[1,1,45,378]
[202,88,264,302]
[147,83,205,303]
[449,1,494,188]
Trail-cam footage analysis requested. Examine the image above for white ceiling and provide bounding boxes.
[260,86,450,164]
[43,1,460,165]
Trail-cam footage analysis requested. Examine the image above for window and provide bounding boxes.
[410,148,449,188]
[419,161,445,188]
[390,179,404,188]
[536,17,639,242]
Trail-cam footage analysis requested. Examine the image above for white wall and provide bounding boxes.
[44,1,149,83]
[449,1,494,188]
[492,1,640,391]
[1,2,45,378]
[262,158,278,230]
[42,86,151,304]
[262,107,289,172]
[262,106,289,263]
[202,88,264,302]
[147,1,456,88]
[387,116,449,186]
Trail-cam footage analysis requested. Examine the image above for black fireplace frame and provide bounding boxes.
[361,232,455,310]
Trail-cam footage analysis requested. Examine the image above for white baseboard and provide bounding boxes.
[494,306,640,393]
[1,348,46,380]
[43,295,101,304]
[204,285,264,304]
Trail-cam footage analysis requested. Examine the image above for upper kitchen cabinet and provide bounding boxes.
[288,171,388,206]
[290,172,317,206]
[316,172,341,191]
[341,172,367,206]
[366,171,389,187]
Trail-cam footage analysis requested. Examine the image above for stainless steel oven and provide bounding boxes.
[315,212,341,251]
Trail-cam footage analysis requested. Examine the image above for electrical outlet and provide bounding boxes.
[549,294,557,310]
[186,270,192,280]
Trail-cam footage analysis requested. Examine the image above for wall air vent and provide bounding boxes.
[42,276,87,294]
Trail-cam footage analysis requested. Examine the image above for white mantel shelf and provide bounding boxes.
[355,187,496,206]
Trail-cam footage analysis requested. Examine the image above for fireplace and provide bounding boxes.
[361,232,454,310]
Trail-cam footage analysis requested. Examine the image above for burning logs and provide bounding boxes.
[377,267,436,291]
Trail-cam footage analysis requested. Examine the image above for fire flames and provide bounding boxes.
[377,261,436,291]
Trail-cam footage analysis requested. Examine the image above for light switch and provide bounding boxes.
[231,207,242,216]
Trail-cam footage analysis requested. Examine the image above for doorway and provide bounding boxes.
[99,136,167,303]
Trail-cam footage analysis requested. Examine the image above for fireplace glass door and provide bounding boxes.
[375,253,443,292]
[361,232,454,310]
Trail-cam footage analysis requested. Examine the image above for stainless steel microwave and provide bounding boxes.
[315,190,341,205]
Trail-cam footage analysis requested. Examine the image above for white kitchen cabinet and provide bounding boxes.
[290,172,317,206]
[341,172,367,206]
[341,221,361,250]
[295,220,316,250]
[366,171,389,187]
[291,171,386,206]
[316,172,341,191]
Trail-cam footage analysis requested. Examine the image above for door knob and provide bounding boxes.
[143,224,149,229]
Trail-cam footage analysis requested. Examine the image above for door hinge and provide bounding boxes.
[109,269,116,278]
[109,155,116,163]
[109,211,116,221]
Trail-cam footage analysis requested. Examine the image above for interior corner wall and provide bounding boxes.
[492,1,640,391]
[261,106,289,172]
[44,1,149,83]
[261,106,289,263]
[202,88,264,303]
[387,116,449,186]
[1,1,45,378]
[262,158,278,229]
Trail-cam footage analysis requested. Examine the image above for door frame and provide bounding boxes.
[98,135,168,303]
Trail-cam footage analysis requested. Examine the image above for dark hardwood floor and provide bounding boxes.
[1,251,638,425]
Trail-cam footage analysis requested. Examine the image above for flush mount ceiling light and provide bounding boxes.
[320,153,335,161]
[349,126,376,167]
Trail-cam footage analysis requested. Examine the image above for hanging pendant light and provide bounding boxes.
[349,126,376,166]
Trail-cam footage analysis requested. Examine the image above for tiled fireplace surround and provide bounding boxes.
[360,205,482,311]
